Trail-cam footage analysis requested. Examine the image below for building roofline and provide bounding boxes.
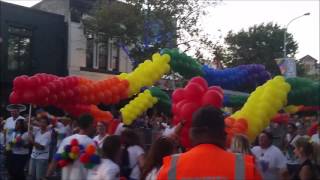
[0,1,65,19]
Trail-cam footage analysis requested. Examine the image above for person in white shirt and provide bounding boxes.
[3,104,25,146]
[252,131,288,180]
[93,121,109,149]
[87,135,121,180]
[120,129,145,180]
[7,118,30,180]
[28,115,52,180]
[45,114,96,180]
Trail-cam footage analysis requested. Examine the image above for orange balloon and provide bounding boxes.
[85,144,96,155]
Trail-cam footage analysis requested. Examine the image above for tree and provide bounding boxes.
[83,0,220,66]
[222,23,298,75]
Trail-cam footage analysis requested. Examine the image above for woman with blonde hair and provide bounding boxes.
[229,134,252,155]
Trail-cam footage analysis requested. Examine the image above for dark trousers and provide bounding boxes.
[8,153,29,180]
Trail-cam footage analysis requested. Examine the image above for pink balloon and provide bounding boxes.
[172,88,185,103]
[189,76,208,90]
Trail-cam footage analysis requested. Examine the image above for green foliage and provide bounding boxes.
[222,23,298,75]
[83,0,220,66]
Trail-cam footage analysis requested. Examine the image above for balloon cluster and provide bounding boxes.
[10,74,129,106]
[120,90,158,125]
[149,87,171,115]
[79,144,101,169]
[286,77,320,106]
[202,64,271,92]
[161,48,204,79]
[171,77,224,148]
[232,76,291,141]
[54,139,84,168]
[224,117,248,147]
[118,53,171,96]
[9,135,24,149]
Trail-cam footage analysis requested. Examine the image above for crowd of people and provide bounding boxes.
[0,104,319,180]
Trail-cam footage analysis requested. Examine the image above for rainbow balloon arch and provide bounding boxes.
[9,48,320,148]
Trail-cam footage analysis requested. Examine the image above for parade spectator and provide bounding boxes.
[141,137,175,180]
[252,131,288,180]
[7,118,29,180]
[93,121,109,149]
[284,123,301,176]
[87,135,121,180]
[28,116,52,180]
[229,134,252,155]
[120,129,145,180]
[45,114,95,180]
[3,104,25,147]
[158,106,261,179]
[293,137,317,179]
[310,123,320,173]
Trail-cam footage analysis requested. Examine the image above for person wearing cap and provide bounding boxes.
[3,104,25,146]
[157,106,261,180]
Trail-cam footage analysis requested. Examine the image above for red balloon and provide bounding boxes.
[47,82,58,93]
[37,86,50,98]
[201,90,223,108]
[96,92,105,102]
[180,127,191,149]
[22,91,36,103]
[80,154,90,163]
[28,76,41,88]
[172,88,185,103]
[175,99,190,116]
[13,76,28,90]
[48,94,58,104]
[208,86,223,97]
[57,91,67,102]
[180,102,199,122]
[54,80,64,91]
[184,83,205,101]
[189,76,208,90]
[9,92,21,104]
[65,89,75,99]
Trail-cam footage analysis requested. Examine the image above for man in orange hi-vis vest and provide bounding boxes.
[157,106,262,180]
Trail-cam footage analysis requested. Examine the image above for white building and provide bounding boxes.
[33,0,133,80]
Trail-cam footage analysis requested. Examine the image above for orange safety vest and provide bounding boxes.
[157,144,261,180]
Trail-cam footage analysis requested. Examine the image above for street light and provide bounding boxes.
[283,12,310,58]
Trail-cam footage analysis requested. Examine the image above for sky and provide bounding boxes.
[2,0,320,60]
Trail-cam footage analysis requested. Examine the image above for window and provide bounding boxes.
[7,26,32,72]
[84,37,120,74]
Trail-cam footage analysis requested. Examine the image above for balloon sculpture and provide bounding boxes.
[171,76,224,148]
[8,48,320,149]
[230,76,291,142]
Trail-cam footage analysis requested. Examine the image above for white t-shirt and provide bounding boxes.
[0,132,4,145]
[145,167,159,180]
[311,133,320,144]
[93,134,108,148]
[87,158,120,180]
[10,131,29,155]
[31,128,51,159]
[252,145,287,180]
[57,134,95,180]
[4,116,24,144]
[128,145,144,179]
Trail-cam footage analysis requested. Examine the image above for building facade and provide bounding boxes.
[33,0,133,80]
[299,55,320,75]
[0,1,67,108]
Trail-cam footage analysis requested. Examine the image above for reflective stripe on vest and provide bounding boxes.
[168,154,181,179]
[167,153,245,180]
[235,154,245,180]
